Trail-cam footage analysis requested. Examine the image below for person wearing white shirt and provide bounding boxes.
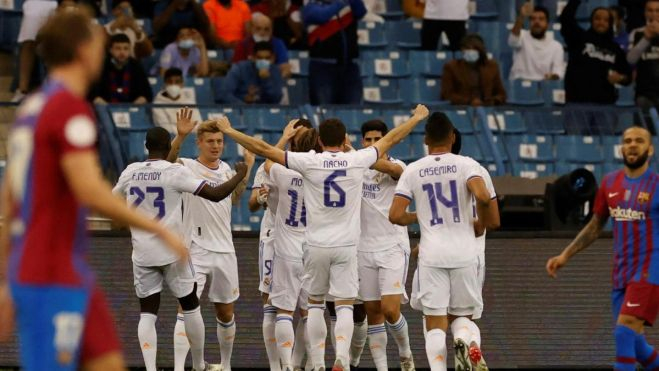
[212,104,429,371]
[508,3,566,81]
[389,113,498,371]
[152,68,202,136]
[421,0,469,50]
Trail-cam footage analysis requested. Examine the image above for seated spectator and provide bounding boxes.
[203,0,251,49]
[232,12,291,78]
[90,33,153,104]
[153,0,213,48]
[441,34,507,106]
[250,0,305,49]
[509,4,565,81]
[627,0,659,113]
[403,0,425,19]
[159,27,209,77]
[219,42,284,104]
[153,68,202,135]
[611,6,630,51]
[561,0,631,104]
[105,0,154,59]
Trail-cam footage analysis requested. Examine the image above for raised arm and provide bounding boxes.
[216,116,287,165]
[197,161,248,202]
[231,150,255,204]
[559,0,585,47]
[389,195,418,226]
[372,104,429,155]
[546,214,607,278]
[371,158,404,179]
[167,107,199,163]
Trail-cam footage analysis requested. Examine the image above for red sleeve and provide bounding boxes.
[232,41,247,62]
[241,1,251,22]
[593,179,610,219]
[48,94,98,155]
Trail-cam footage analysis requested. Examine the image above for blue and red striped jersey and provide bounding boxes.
[594,169,659,289]
[8,80,98,287]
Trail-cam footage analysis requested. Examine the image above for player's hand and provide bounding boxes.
[257,187,269,205]
[243,149,255,167]
[235,161,248,178]
[412,104,429,120]
[282,119,303,140]
[215,116,232,132]
[176,107,198,137]
[607,70,624,85]
[159,229,188,260]
[546,254,568,278]
[0,283,14,342]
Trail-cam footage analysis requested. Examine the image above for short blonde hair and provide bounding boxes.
[197,120,222,139]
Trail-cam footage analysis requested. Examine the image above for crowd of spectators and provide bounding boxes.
[5,0,659,117]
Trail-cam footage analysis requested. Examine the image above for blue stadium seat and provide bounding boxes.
[389,139,415,162]
[469,20,507,54]
[0,11,22,51]
[512,162,555,178]
[289,50,310,77]
[242,107,300,132]
[360,50,408,77]
[485,109,528,133]
[494,0,518,22]
[380,0,405,18]
[222,136,241,162]
[445,109,475,134]
[541,79,566,106]
[524,109,566,134]
[556,135,603,163]
[400,78,446,106]
[357,21,388,48]
[505,134,555,162]
[507,80,545,106]
[0,0,24,11]
[108,106,151,129]
[555,162,603,179]
[136,18,153,37]
[179,134,198,158]
[547,23,565,46]
[616,84,635,107]
[409,50,451,77]
[409,133,427,158]
[461,134,486,161]
[189,77,214,105]
[120,131,148,163]
[284,77,309,105]
[322,107,380,133]
[602,135,623,164]
[362,77,403,104]
[472,0,499,19]
[492,135,510,161]
[198,107,246,131]
[386,20,423,49]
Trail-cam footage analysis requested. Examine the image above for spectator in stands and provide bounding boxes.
[219,42,284,104]
[560,0,631,104]
[627,0,659,112]
[441,34,507,106]
[232,12,292,78]
[250,0,305,49]
[509,3,565,81]
[611,6,630,51]
[403,0,424,19]
[105,0,154,60]
[90,33,153,104]
[159,27,210,77]
[203,0,252,49]
[153,68,202,135]
[421,0,468,50]
[11,0,78,102]
[153,0,213,49]
[303,0,366,104]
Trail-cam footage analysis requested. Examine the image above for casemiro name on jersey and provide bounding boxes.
[419,164,458,177]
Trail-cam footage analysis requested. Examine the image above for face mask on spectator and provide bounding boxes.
[253,34,270,42]
[178,39,195,49]
[255,59,271,70]
[462,49,479,63]
[166,84,182,99]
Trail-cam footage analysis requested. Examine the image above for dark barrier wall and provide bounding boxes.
[2,236,658,368]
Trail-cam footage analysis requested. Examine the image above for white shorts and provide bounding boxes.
[17,1,57,43]
[303,245,358,300]
[269,254,309,312]
[411,264,482,317]
[259,237,276,294]
[472,253,486,320]
[358,245,409,303]
[133,258,196,299]
[190,242,240,304]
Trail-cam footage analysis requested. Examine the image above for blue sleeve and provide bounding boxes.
[302,0,345,25]
[259,66,284,103]
[273,38,289,64]
[349,0,367,20]
[221,64,245,104]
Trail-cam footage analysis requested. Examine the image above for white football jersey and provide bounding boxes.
[253,163,278,241]
[395,153,482,268]
[474,165,496,257]
[180,158,235,253]
[359,157,409,252]
[286,147,379,248]
[113,159,206,266]
[269,163,306,260]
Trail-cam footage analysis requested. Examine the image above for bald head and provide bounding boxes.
[251,12,273,40]
[622,126,653,170]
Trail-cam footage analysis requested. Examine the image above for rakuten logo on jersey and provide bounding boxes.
[609,206,646,221]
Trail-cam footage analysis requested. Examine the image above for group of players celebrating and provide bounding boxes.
[2,8,659,371]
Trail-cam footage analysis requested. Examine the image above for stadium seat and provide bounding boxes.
[119,131,149,163]
[389,139,415,161]
[469,20,507,54]
[555,135,603,163]
[541,79,566,106]
[602,135,623,164]
[376,0,405,18]
[198,107,246,131]
[360,50,407,77]
[494,0,518,22]
[108,106,151,129]
[284,77,309,105]
[512,162,555,178]
[386,20,423,49]
[400,78,446,106]
[485,109,528,133]
[362,77,403,104]
[0,0,24,11]
[491,135,510,161]
[555,161,603,179]
[189,77,214,105]
[472,0,499,19]
[357,21,388,48]
[242,107,300,132]
[409,50,451,77]
[461,134,486,161]
[505,134,555,162]
[506,80,545,106]
[136,18,153,37]
[322,107,380,133]
[445,109,475,134]
[289,50,310,77]
[179,134,198,158]
[616,84,635,107]
[524,109,566,134]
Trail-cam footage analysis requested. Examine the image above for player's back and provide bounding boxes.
[286,147,378,248]
[397,153,481,268]
[8,81,98,286]
[114,159,204,266]
[270,163,306,259]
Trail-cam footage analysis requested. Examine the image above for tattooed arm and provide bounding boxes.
[546,214,608,278]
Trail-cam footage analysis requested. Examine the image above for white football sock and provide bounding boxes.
[334,305,355,366]
[368,323,388,371]
[292,316,308,369]
[174,314,190,371]
[217,315,236,371]
[450,317,473,345]
[387,314,412,359]
[467,319,481,347]
[350,319,368,367]
[275,314,295,369]
[263,305,281,371]
[425,329,447,371]
[183,307,206,371]
[138,313,158,371]
[307,304,327,370]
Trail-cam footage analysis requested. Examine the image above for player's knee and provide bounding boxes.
[178,283,200,311]
[353,304,367,322]
[311,296,328,306]
[139,293,161,315]
[617,314,645,331]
